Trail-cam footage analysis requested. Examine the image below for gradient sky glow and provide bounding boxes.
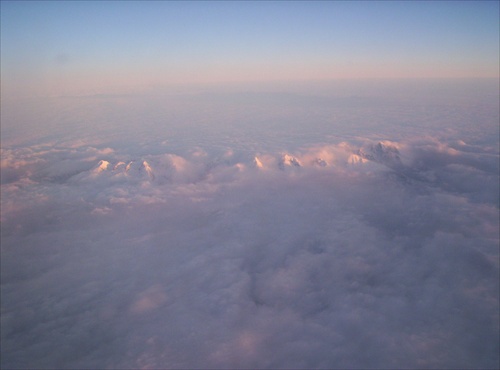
[1,1,499,97]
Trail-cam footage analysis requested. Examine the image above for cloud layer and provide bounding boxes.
[1,133,498,368]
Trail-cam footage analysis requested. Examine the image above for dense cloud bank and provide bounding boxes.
[1,134,498,368]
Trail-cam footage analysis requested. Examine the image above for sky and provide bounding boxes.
[1,2,499,370]
[1,1,499,97]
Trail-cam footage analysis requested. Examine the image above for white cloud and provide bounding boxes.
[1,81,499,368]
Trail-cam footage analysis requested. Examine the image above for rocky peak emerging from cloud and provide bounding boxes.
[314,158,328,167]
[357,141,402,168]
[253,156,264,169]
[279,154,301,170]
[142,161,154,180]
[113,161,127,171]
[93,160,111,173]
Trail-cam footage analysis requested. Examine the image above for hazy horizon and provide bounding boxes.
[1,1,499,98]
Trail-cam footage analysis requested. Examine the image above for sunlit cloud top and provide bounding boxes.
[1,1,499,97]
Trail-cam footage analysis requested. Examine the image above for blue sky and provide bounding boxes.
[1,1,499,96]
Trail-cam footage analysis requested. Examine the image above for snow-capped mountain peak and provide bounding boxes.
[279,154,301,169]
[142,161,155,180]
[357,142,402,167]
[93,160,111,173]
[254,156,264,169]
[113,162,126,171]
[347,154,368,165]
[125,161,134,173]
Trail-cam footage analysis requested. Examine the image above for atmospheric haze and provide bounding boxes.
[1,1,500,369]
[1,78,499,369]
